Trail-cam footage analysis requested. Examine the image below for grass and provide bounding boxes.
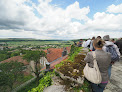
[55,45,90,92]
[28,71,55,92]
[5,41,73,47]
[73,79,90,92]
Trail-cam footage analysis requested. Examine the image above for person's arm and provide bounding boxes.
[84,52,90,63]
[84,52,94,67]
[114,44,120,57]
[102,46,106,52]
[90,41,93,50]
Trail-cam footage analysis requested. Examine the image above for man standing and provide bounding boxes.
[115,38,122,55]
[78,39,83,47]
[90,37,95,51]
[102,35,120,78]
[86,38,91,48]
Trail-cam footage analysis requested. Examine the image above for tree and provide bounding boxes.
[11,51,20,57]
[0,61,26,91]
[0,54,7,61]
[23,50,46,84]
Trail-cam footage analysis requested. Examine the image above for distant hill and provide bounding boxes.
[0,38,66,42]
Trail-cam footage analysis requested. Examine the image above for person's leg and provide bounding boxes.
[108,64,112,78]
[91,83,107,92]
[98,83,107,92]
[91,83,99,92]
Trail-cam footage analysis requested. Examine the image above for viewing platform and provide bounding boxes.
[104,57,122,92]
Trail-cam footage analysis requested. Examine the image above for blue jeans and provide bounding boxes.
[108,64,112,78]
[91,83,107,92]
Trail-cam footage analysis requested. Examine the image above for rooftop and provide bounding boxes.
[1,56,29,65]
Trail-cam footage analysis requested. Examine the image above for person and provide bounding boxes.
[111,39,115,43]
[78,39,83,47]
[82,40,87,47]
[84,38,111,92]
[102,35,120,78]
[90,37,95,51]
[86,38,91,48]
[74,41,77,46]
[115,38,122,55]
[97,36,101,39]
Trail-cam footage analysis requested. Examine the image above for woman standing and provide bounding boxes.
[84,38,111,92]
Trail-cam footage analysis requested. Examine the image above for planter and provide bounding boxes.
[55,69,84,86]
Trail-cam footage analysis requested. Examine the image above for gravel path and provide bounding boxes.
[104,57,122,92]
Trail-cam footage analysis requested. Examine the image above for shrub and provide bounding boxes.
[28,71,55,92]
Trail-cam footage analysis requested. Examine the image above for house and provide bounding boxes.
[1,56,36,76]
[40,46,71,67]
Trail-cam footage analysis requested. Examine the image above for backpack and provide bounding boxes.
[106,45,119,61]
[83,51,102,84]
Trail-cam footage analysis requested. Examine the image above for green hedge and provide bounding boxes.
[28,71,55,92]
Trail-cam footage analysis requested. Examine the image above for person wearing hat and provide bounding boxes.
[102,35,120,78]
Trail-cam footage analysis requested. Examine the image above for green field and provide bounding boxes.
[0,38,74,48]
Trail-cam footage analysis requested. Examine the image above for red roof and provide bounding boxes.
[44,47,71,63]
[44,48,63,63]
[1,56,29,65]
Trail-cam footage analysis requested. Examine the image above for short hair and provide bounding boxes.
[112,39,115,41]
[97,36,101,39]
[93,38,104,48]
[92,37,95,40]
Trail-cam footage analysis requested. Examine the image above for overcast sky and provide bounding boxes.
[0,0,122,39]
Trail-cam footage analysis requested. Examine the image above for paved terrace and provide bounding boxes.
[43,48,122,92]
[104,57,122,92]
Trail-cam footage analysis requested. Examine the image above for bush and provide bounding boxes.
[28,71,55,92]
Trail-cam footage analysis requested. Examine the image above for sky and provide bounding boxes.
[0,0,122,40]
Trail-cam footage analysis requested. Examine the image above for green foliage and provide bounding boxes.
[17,80,38,92]
[11,51,20,57]
[55,46,90,91]
[4,40,73,47]
[0,49,21,62]
[23,51,41,62]
[55,61,64,69]
[23,50,46,84]
[73,79,90,92]
[0,61,26,91]
[17,75,34,83]
[55,45,82,69]
[68,45,82,62]
[28,71,55,92]
[0,54,7,61]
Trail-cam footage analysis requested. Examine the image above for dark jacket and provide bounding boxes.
[115,39,122,55]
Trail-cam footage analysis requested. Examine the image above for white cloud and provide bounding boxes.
[0,0,121,39]
[86,12,122,31]
[107,4,122,13]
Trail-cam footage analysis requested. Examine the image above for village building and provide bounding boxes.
[1,56,35,76]
[1,46,71,76]
[40,47,71,67]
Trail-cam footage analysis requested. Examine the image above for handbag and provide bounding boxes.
[83,51,102,84]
